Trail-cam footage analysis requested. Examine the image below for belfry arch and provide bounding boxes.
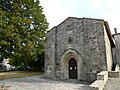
[61,49,83,80]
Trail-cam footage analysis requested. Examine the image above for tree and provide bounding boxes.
[0,0,48,70]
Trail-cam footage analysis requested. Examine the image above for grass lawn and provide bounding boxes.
[0,71,43,80]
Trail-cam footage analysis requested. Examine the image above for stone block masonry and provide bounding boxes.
[45,17,114,82]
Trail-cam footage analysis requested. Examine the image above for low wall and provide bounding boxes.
[108,64,120,78]
[108,71,119,78]
[89,71,108,90]
[89,64,120,90]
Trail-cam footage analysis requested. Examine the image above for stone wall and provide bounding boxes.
[90,71,108,90]
[83,18,108,82]
[113,34,120,65]
[55,18,85,79]
[89,69,120,90]
[45,27,56,77]
[45,17,113,82]
[104,26,113,71]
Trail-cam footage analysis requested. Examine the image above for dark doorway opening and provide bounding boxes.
[69,58,77,79]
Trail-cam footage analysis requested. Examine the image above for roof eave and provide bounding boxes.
[104,21,115,47]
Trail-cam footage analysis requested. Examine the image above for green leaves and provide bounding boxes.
[0,0,48,70]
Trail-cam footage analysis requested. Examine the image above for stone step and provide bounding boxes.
[103,78,120,90]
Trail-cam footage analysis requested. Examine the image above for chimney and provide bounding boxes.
[114,28,117,34]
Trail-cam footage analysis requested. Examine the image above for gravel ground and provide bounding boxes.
[0,75,88,90]
[103,78,120,90]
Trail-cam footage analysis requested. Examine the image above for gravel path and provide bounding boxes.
[0,75,88,90]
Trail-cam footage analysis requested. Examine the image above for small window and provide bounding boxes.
[67,37,73,44]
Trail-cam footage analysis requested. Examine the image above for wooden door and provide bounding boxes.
[69,58,77,79]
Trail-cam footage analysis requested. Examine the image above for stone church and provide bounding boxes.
[44,17,116,82]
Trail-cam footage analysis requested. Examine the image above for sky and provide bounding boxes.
[40,0,120,34]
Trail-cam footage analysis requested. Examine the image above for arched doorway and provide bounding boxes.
[61,49,83,79]
[69,58,77,79]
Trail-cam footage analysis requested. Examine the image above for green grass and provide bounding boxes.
[0,71,43,80]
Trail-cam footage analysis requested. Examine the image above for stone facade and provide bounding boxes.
[45,17,114,82]
[113,33,120,65]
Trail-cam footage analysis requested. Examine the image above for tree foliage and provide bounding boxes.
[0,0,48,70]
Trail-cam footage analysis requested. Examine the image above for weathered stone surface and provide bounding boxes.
[45,17,113,82]
[115,64,119,71]
[113,33,120,65]
[103,78,120,90]
[89,71,108,90]
[97,71,108,82]
[108,71,120,78]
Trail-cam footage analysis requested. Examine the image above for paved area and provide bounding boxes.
[103,78,120,90]
[0,75,89,90]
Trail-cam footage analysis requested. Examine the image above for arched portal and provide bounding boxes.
[69,58,77,79]
[61,49,83,80]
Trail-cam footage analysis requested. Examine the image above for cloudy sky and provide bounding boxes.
[40,0,120,34]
